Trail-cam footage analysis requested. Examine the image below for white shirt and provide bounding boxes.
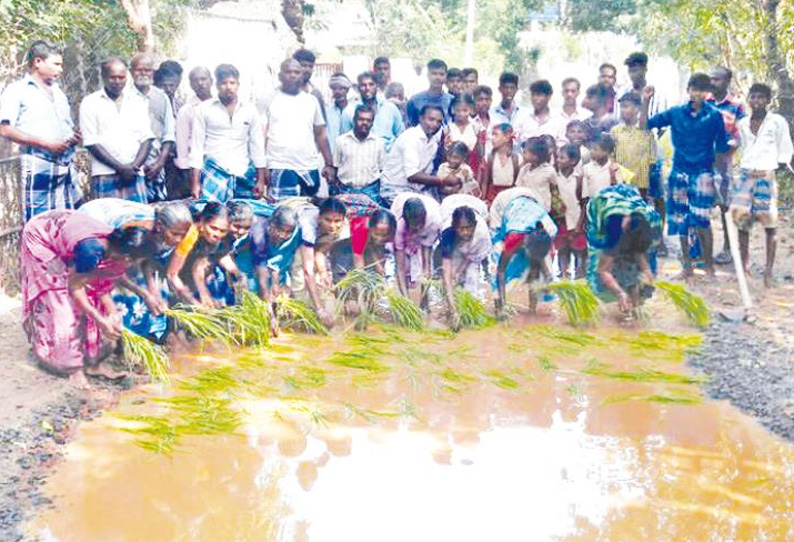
[556,106,591,123]
[440,194,488,228]
[261,90,325,171]
[381,125,442,201]
[174,95,203,170]
[515,110,567,146]
[582,159,620,198]
[333,131,385,187]
[738,112,794,171]
[0,74,74,144]
[557,170,583,230]
[189,97,267,176]
[79,87,154,176]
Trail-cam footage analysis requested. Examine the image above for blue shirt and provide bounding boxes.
[406,90,453,127]
[340,96,404,152]
[647,102,729,173]
[326,102,347,155]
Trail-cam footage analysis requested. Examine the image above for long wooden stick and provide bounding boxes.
[725,212,753,310]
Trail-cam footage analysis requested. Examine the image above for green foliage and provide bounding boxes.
[121,329,170,384]
[335,269,425,331]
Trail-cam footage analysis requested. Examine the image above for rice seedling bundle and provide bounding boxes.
[453,288,494,329]
[655,281,710,328]
[547,281,601,327]
[121,329,170,383]
[274,295,327,334]
[335,268,425,331]
[217,292,272,347]
[164,306,234,346]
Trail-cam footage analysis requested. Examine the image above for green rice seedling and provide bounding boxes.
[385,290,425,331]
[565,383,583,399]
[217,291,271,347]
[178,366,242,394]
[453,288,494,329]
[547,281,601,327]
[117,414,179,455]
[436,367,477,385]
[397,346,443,367]
[482,369,521,391]
[274,295,328,334]
[601,391,702,406]
[531,325,599,347]
[655,280,710,328]
[538,355,558,372]
[327,349,391,373]
[622,331,702,362]
[164,306,234,346]
[282,365,328,392]
[581,363,708,385]
[121,329,170,383]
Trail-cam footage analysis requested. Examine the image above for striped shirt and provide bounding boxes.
[333,130,385,187]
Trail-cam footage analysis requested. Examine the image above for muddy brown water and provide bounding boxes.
[25,309,794,542]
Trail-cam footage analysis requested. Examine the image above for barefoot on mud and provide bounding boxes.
[68,371,91,389]
[84,362,127,381]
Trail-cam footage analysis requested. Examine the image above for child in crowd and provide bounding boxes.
[582,133,622,202]
[566,120,591,167]
[482,123,522,203]
[554,144,587,278]
[446,93,479,171]
[611,92,656,200]
[516,136,558,212]
[438,142,481,198]
[472,85,494,166]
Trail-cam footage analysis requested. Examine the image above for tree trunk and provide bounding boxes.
[281,0,306,44]
[119,0,156,52]
[762,0,794,129]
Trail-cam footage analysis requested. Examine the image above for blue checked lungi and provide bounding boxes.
[145,168,168,202]
[92,172,148,204]
[666,168,715,236]
[729,169,778,230]
[20,148,84,222]
[200,158,256,202]
[330,179,385,206]
[114,258,170,343]
[268,168,320,201]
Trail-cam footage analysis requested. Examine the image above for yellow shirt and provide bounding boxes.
[611,124,655,189]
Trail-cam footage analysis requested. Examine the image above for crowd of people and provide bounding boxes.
[3,40,792,386]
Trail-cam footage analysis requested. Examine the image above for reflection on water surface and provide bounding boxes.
[29,321,794,542]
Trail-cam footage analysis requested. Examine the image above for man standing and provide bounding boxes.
[174,66,212,199]
[558,77,591,122]
[0,40,83,221]
[461,68,479,94]
[709,66,746,264]
[373,56,391,93]
[490,72,522,128]
[293,48,327,121]
[598,62,618,118]
[189,64,267,202]
[80,57,153,203]
[732,83,793,287]
[515,79,566,146]
[130,53,175,202]
[326,72,353,155]
[641,74,729,280]
[340,71,404,152]
[331,105,385,202]
[381,105,459,204]
[406,59,453,126]
[154,60,184,114]
[262,59,334,200]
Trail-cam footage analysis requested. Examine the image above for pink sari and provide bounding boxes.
[21,210,125,374]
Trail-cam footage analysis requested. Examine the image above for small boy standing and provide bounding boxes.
[582,133,622,201]
[732,83,793,287]
[555,144,587,278]
[611,92,656,199]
